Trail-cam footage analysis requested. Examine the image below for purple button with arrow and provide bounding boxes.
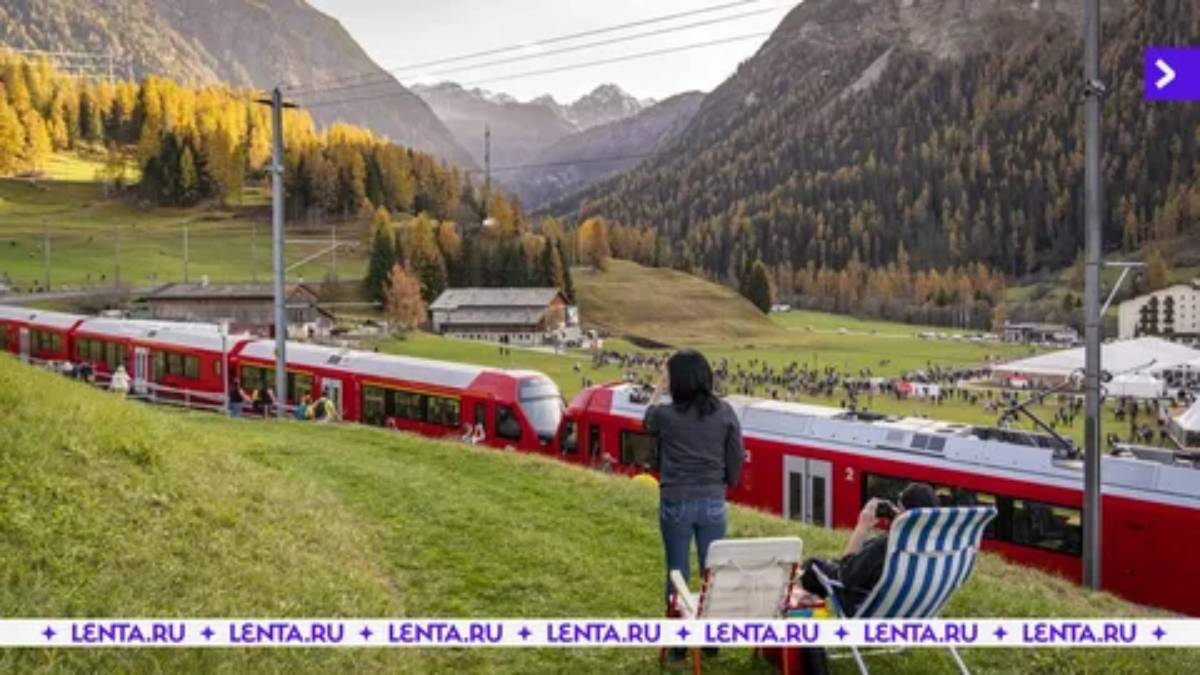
[1145,48,1200,101]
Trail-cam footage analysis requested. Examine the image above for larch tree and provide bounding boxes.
[384,264,427,332]
[578,217,611,271]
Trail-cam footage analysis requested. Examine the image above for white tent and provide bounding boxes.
[1103,372,1166,400]
[993,337,1200,384]
[1170,399,1200,448]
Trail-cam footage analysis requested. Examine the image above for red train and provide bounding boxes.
[3,306,1199,615]
[0,306,563,454]
[563,382,1200,616]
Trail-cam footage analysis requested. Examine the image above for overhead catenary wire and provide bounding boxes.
[284,0,768,94]
[290,3,791,99]
[297,31,774,110]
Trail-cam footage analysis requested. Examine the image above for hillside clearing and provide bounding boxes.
[1,356,1195,674]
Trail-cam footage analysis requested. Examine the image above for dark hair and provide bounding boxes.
[899,483,939,510]
[667,349,719,417]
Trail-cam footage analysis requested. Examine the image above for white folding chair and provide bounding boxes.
[668,537,803,674]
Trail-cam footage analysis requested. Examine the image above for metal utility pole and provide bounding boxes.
[483,124,491,217]
[331,222,338,282]
[1082,0,1105,591]
[269,86,288,418]
[114,225,122,289]
[42,220,50,291]
[183,223,190,283]
[251,220,258,283]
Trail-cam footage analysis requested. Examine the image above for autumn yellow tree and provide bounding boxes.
[578,217,611,271]
[385,264,427,332]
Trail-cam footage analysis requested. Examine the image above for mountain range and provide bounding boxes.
[413,82,689,207]
[0,0,475,166]
[553,0,1198,288]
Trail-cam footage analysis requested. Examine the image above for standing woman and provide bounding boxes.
[644,349,744,611]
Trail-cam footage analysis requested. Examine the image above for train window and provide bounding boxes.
[588,424,601,459]
[75,339,88,360]
[153,352,165,381]
[33,330,59,353]
[0,325,6,345]
[1010,500,1082,556]
[620,431,657,469]
[427,396,461,427]
[474,402,487,429]
[184,356,199,380]
[164,352,183,376]
[105,342,125,370]
[393,390,425,421]
[362,386,386,427]
[863,474,909,503]
[293,374,312,403]
[497,405,522,440]
[561,420,578,454]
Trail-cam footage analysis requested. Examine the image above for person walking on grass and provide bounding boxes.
[643,349,744,661]
[109,364,130,398]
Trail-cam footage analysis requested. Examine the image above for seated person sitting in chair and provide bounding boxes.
[795,482,939,616]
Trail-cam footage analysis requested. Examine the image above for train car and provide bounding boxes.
[233,340,564,452]
[0,306,84,363]
[567,382,1200,616]
[127,325,245,401]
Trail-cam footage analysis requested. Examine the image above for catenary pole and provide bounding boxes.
[270,87,288,418]
[1082,0,1104,590]
[42,220,50,291]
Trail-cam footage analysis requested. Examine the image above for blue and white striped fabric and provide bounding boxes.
[851,506,997,619]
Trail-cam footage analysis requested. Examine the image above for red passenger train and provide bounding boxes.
[562,382,1200,616]
[4,306,1199,615]
[0,307,563,454]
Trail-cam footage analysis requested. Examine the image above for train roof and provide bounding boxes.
[596,383,1200,506]
[0,306,84,330]
[238,340,489,390]
[76,317,225,339]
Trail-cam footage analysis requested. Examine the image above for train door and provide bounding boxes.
[132,347,150,395]
[473,401,491,440]
[783,456,833,527]
[322,378,343,417]
[18,328,29,361]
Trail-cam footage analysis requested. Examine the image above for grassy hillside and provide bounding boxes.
[1,356,1195,674]
[0,171,365,292]
[573,259,783,344]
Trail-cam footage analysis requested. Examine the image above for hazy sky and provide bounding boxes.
[307,0,795,102]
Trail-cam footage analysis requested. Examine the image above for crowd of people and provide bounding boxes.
[590,348,1192,450]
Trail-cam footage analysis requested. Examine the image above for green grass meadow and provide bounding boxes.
[0,175,365,291]
[1,356,1196,674]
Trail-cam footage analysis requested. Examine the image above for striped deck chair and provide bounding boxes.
[814,506,996,675]
[668,537,803,675]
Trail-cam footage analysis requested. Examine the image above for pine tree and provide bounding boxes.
[364,209,396,303]
[745,260,774,313]
[559,244,576,303]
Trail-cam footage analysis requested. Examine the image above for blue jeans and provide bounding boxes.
[660,497,728,608]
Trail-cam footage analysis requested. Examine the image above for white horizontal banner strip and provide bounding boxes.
[0,619,1191,648]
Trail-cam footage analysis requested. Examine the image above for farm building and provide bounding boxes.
[429,288,575,346]
[138,281,331,338]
